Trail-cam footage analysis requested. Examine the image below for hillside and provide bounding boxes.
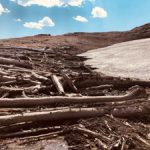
[0,23,150,54]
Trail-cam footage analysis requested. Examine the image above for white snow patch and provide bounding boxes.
[79,38,150,80]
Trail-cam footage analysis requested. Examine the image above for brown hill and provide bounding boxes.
[0,23,150,54]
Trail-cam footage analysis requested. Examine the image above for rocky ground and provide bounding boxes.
[0,23,150,150]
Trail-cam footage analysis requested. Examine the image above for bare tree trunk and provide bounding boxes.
[0,87,144,107]
[0,57,32,69]
[51,74,65,95]
[0,108,107,126]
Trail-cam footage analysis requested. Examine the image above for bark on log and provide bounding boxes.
[0,57,32,69]
[0,108,107,126]
[0,87,144,107]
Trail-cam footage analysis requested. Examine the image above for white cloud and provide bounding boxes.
[10,0,85,7]
[0,3,10,15]
[23,16,55,29]
[91,7,107,18]
[14,18,22,22]
[67,0,83,7]
[73,16,88,22]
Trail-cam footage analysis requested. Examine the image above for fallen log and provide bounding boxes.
[0,70,8,75]
[0,84,52,96]
[0,79,40,87]
[0,64,50,75]
[31,72,49,82]
[51,74,65,95]
[132,133,150,148]
[0,87,23,96]
[0,126,62,139]
[19,131,64,144]
[0,57,32,69]
[76,78,150,88]
[0,108,107,126]
[0,87,144,107]
[86,85,113,90]
[0,75,16,82]
[111,103,150,118]
[61,72,78,93]
[95,138,108,150]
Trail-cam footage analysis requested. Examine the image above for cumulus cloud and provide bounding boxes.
[0,3,10,15]
[73,16,88,22]
[23,17,55,29]
[10,0,85,7]
[91,7,107,18]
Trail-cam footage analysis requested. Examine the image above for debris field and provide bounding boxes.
[0,43,150,150]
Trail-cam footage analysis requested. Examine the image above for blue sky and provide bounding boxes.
[0,0,150,39]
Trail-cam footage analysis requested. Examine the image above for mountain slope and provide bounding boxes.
[0,23,150,54]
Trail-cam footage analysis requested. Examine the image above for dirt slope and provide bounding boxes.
[0,23,150,54]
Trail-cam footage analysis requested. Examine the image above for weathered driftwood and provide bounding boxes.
[95,138,108,149]
[51,74,65,95]
[132,133,150,148]
[0,108,107,126]
[0,75,16,82]
[31,72,49,82]
[0,87,143,107]
[61,72,78,93]
[0,79,40,87]
[0,126,62,139]
[86,84,113,90]
[0,84,52,96]
[1,92,9,98]
[0,87,23,96]
[73,126,110,142]
[19,131,63,143]
[9,68,49,75]
[0,70,8,75]
[0,57,32,69]
[111,104,150,118]
[0,64,50,75]
[76,78,150,88]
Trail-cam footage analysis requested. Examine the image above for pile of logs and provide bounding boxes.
[0,48,150,149]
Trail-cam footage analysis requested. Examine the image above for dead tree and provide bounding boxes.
[0,57,32,69]
[0,87,144,107]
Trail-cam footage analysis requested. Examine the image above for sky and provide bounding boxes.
[0,0,150,39]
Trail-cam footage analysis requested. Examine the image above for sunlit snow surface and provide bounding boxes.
[79,38,150,80]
